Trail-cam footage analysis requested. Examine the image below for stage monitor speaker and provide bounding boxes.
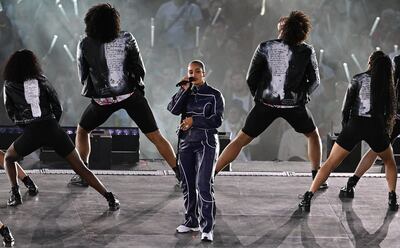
[37,126,139,167]
[218,132,232,171]
[327,133,361,172]
[0,126,23,150]
[88,132,112,170]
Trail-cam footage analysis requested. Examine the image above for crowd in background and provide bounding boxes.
[0,0,399,161]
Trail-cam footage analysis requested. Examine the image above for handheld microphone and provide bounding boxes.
[176,77,195,87]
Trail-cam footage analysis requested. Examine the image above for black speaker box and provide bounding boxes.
[218,132,232,171]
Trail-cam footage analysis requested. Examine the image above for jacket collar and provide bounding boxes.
[192,82,207,93]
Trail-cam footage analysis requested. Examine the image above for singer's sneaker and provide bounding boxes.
[176,225,200,233]
[201,231,213,242]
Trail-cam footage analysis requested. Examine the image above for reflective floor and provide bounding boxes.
[0,165,398,247]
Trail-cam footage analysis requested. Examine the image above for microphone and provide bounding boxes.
[176,77,195,87]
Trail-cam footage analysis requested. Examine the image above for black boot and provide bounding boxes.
[388,191,399,211]
[22,176,39,196]
[312,170,328,190]
[104,192,120,211]
[7,185,22,207]
[0,225,14,247]
[339,175,359,198]
[69,174,89,187]
[299,191,313,212]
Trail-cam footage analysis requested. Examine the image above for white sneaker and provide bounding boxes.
[176,225,200,233]
[201,231,213,242]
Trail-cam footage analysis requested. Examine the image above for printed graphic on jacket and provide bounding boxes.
[105,36,126,88]
[265,41,292,104]
[357,73,371,117]
[24,79,42,117]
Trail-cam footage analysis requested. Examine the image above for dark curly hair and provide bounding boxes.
[279,11,312,46]
[3,49,42,83]
[84,3,120,43]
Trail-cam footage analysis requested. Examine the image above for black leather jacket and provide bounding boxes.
[77,31,145,98]
[167,82,224,142]
[3,75,62,125]
[247,39,320,106]
[341,71,393,127]
[342,72,373,125]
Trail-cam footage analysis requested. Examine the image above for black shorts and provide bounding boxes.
[79,92,158,134]
[13,119,75,158]
[242,103,316,138]
[336,116,390,153]
[390,119,400,143]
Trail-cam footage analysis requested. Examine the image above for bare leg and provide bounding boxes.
[304,129,322,171]
[309,143,350,193]
[0,150,28,180]
[75,124,90,164]
[4,144,23,206]
[215,131,254,173]
[354,149,378,177]
[4,144,20,187]
[377,146,397,192]
[145,130,176,169]
[64,149,107,195]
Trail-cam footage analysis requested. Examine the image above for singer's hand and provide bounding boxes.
[180,76,191,91]
[180,117,193,131]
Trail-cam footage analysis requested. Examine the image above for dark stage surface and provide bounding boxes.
[0,164,399,248]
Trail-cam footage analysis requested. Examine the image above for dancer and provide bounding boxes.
[214,11,326,188]
[0,221,14,247]
[339,54,400,198]
[168,60,224,242]
[0,151,38,205]
[3,49,120,211]
[299,51,397,212]
[70,3,179,186]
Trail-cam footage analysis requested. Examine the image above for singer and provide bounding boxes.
[69,3,180,186]
[167,60,224,242]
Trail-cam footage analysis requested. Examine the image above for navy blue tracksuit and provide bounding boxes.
[167,82,224,233]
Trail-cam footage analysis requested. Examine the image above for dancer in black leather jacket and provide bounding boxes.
[2,49,119,211]
[338,54,400,199]
[70,3,179,186]
[214,11,325,188]
[168,60,224,242]
[300,51,398,212]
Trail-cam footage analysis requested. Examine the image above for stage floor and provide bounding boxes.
[0,166,399,247]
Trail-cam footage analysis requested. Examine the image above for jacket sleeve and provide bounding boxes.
[76,40,89,86]
[43,81,63,122]
[167,88,190,115]
[125,34,146,91]
[246,44,266,97]
[192,91,224,129]
[3,84,16,122]
[305,47,320,95]
[341,79,358,126]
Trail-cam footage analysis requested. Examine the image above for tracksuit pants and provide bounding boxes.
[178,136,219,233]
